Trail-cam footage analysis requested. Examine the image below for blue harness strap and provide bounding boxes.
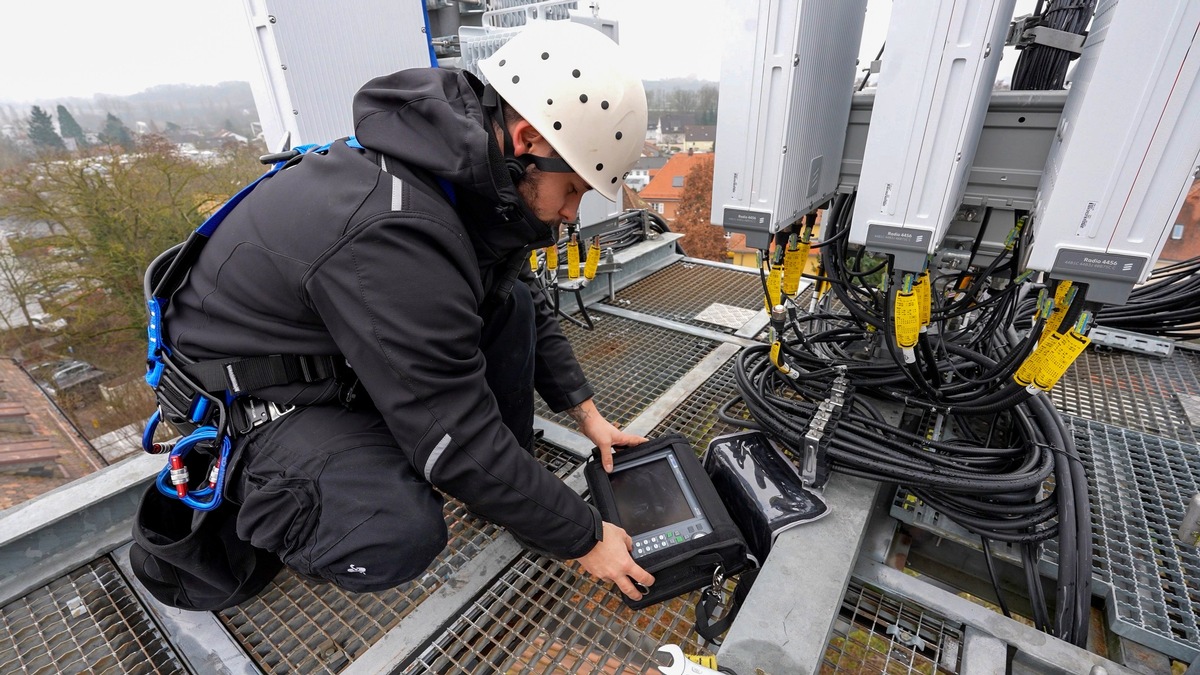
[143,137,359,511]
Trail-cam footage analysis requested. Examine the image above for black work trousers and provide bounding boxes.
[228,282,537,593]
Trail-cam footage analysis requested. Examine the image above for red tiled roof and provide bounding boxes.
[640,152,712,202]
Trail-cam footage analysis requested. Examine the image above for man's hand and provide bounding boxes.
[573,521,655,601]
[568,398,646,472]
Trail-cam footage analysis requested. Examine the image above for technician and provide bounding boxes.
[156,22,655,601]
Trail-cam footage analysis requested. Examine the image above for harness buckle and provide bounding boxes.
[233,397,296,435]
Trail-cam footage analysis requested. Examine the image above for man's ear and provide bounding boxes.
[511,119,550,157]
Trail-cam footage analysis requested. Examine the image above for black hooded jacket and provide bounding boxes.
[165,68,603,559]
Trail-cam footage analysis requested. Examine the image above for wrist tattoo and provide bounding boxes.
[567,404,594,424]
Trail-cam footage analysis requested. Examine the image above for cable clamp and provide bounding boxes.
[1006,15,1086,54]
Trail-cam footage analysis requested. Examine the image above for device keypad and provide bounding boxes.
[634,530,688,556]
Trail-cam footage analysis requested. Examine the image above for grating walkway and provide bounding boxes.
[649,357,752,453]
[401,551,714,674]
[0,558,183,675]
[535,313,719,429]
[1065,416,1200,661]
[1053,348,1200,444]
[217,441,582,674]
[601,261,764,333]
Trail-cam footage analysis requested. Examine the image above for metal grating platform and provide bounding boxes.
[602,261,764,333]
[536,313,719,428]
[0,558,183,675]
[401,551,713,674]
[1065,416,1200,661]
[1053,348,1200,444]
[649,357,753,452]
[822,579,963,675]
[217,441,582,674]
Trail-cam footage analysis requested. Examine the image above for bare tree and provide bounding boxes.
[0,233,41,330]
[669,88,700,114]
[0,135,265,346]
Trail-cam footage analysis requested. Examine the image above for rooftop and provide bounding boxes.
[0,250,1192,674]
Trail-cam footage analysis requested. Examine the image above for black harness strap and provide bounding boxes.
[181,353,342,395]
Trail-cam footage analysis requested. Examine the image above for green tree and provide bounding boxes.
[27,106,66,153]
[56,105,87,149]
[0,134,265,349]
[671,155,726,261]
[100,112,135,151]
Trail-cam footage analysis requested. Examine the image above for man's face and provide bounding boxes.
[517,166,591,237]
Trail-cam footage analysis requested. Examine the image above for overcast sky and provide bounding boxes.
[1,0,1033,103]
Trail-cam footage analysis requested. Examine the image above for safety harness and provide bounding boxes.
[141,138,363,511]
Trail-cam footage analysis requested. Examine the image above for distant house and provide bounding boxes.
[654,113,697,148]
[625,156,669,193]
[217,130,249,144]
[639,150,711,221]
[683,125,716,153]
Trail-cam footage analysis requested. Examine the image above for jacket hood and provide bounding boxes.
[353,69,555,265]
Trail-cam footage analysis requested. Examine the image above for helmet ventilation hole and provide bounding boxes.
[572,69,581,78]
[601,101,609,110]
[615,131,623,140]
[541,52,550,60]
[554,121,562,130]
[512,75,520,84]
[596,163,604,171]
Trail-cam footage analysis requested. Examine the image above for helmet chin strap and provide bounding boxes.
[482,85,576,185]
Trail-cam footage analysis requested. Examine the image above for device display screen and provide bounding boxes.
[609,458,696,537]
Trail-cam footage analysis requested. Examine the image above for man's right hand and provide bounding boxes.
[573,521,655,601]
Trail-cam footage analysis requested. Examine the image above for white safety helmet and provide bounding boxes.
[478,21,648,202]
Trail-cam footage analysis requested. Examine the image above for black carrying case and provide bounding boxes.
[585,433,748,609]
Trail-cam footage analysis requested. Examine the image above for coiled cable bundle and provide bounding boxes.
[721,193,1093,646]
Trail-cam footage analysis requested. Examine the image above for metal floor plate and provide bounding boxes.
[823,579,963,674]
[0,558,183,675]
[217,441,582,674]
[1064,416,1200,661]
[1052,348,1200,444]
[401,551,713,674]
[536,313,719,428]
[601,261,764,333]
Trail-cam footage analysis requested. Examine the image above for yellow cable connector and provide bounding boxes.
[1043,281,1074,337]
[1013,345,1043,389]
[764,246,784,311]
[769,338,799,379]
[1031,327,1090,391]
[916,271,931,328]
[545,243,558,274]
[567,234,580,280]
[528,249,539,273]
[782,234,808,297]
[893,275,920,357]
[1005,216,1027,251]
[583,236,601,281]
